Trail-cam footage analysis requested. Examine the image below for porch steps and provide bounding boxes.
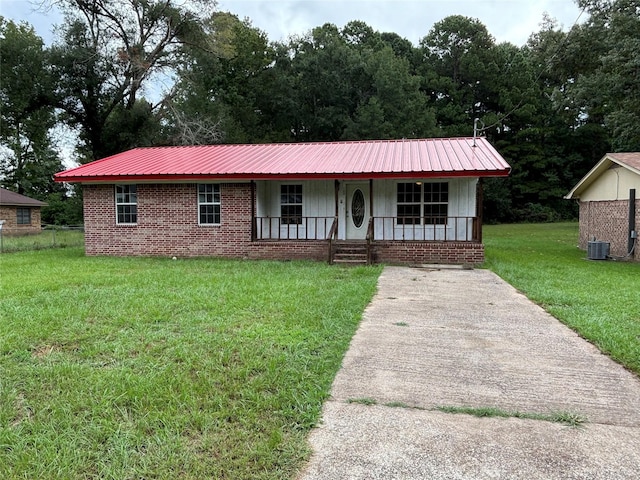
[332,242,369,265]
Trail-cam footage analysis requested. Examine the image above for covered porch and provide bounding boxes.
[249,178,484,265]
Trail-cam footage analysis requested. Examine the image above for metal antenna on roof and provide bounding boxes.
[473,118,480,147]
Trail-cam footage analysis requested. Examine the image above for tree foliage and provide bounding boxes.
[0,17,63,198]
[1,0,638,225]
[49,0,212,161]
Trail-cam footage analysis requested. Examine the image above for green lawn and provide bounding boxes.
[484,222,640,375]
[2,223,638,478]
[0,228,84,253]
[0,249,381,479]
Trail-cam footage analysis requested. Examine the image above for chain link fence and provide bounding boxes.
[0,225,85,253]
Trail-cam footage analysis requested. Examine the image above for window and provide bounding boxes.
[397,182,448,225]
[280,184,302,225]
[198,184,221,225]
[396,183,421,225]
[17,208,31,225]
[115,185,137,224]
[423,182,448,225]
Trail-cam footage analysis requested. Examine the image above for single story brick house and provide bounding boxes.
[565,152,639,261]
[0,187,47,235]
[55,137,510,264]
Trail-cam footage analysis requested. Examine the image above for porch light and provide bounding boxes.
[416,181,422,185]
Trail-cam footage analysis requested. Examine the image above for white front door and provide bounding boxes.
[345,183,370,239]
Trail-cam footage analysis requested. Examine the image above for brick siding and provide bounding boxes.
[372,241,484,265]
[579,200,640,261]
[248,241,329,262]
[0,206,42,235]
[84,183,486,264]
[84,183,253,257]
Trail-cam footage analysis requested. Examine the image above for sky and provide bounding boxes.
[2,0,586,47]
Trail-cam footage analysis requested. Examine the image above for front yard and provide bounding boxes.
[1,222,638,478]
[0,250,381,479]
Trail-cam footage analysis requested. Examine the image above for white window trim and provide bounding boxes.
[198,184,221,226]
[396,181,449,226]
[115,184,137,225]
[280,183,303,225]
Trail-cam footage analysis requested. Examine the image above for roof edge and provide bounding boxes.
[55,169,510,184]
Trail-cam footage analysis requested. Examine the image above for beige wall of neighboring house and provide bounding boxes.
[566,153,640,262]
[578,165,639,202]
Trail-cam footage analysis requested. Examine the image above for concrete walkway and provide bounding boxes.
[298,266,640,479]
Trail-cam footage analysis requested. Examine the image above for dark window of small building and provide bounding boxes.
[17,208,31,224]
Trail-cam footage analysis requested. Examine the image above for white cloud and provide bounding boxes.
[3,0,585,47]
[219,0,585,46]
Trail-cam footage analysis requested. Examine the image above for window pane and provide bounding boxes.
[116,185,137,224]
[397,204,420,225]
[198,184,221,224]
[397,183,421,224]
[17,208,31,224]
[117,205,137,224]
[281,205,302,224]
[397,183,421,203]
[280,185,302,224]
[424,204,448,225]
[424,182,448,203]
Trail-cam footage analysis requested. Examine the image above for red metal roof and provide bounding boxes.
[54,137,511,183]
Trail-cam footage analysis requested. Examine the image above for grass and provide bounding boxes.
[0,249,382,479]
[0,227,84,253]
[436,406,586,427]
[484,222,640,375]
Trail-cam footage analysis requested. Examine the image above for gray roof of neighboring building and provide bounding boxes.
[0,187,47,206]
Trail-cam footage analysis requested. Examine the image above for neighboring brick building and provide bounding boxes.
[566,153,640,261]
[0,187,47,235]
[56,138,511,265]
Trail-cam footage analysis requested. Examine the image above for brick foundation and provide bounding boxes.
[579,200,640,261]
[372,241,484,265]
[248,241,329,262]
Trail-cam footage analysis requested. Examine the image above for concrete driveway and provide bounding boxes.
[298,266,640,479]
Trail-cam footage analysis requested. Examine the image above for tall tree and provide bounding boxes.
[168,12,274,144]
[48,0,212,161]
[572,0,640,150]
[419,15,498,136]
[0,18,64,198]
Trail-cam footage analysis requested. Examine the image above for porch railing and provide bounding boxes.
[254,216,337,240]
[369,216,480,242]
[253,216,480,242]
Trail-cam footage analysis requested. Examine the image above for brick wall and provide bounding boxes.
[84,183,253,257]
[83,183,487,264]
[579,199,640,261]
[372,241,484,265]
[0,206,42,235]
[248,241,329,262]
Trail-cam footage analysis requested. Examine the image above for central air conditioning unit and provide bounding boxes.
[587,240,610,260]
